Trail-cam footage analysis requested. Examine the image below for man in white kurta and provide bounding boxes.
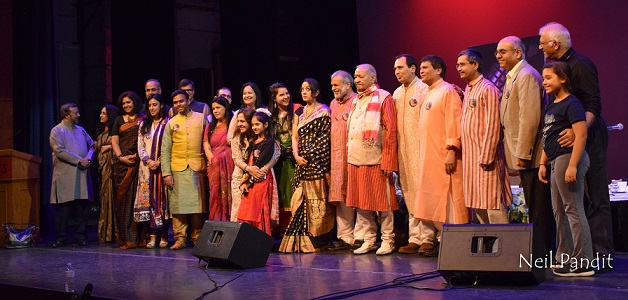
[50,103,95,247]
[392,54,429,254]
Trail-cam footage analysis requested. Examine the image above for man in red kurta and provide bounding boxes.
[328,70,366,251]
[414,55,469,256]
[346,64,398,255]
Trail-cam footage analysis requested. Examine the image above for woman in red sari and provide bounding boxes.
[111,91,145,249]
[203,96,235,221]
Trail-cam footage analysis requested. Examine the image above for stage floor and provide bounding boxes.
[1,241,627,300]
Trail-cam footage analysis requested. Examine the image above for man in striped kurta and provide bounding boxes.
[346,64,398,256]
[414,56,469,256]
[457,49,512,224]
[393,54,429,254]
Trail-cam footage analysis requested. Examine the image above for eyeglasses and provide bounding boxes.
[182,88,194,92]
[494,49,518,56]
[538,40,556,49]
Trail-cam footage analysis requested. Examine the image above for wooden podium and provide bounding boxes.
[0,149,42,241]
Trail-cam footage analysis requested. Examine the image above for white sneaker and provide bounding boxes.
[376,242,396,255]
[353,243,377,255]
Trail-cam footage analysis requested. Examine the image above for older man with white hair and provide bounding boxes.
[346,64,398,255]
[539,22,613,273]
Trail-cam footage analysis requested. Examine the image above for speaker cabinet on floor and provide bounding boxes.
[192,221,274,269]
[438,223,545,285]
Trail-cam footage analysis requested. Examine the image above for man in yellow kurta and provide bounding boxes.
[393,54,429,254]
[414,55,469,256]
[161,89,207,250]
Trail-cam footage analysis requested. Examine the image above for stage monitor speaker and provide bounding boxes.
[438,223,545,285]
[192,221,274,269]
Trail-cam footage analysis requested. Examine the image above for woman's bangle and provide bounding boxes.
[244,165,248,172]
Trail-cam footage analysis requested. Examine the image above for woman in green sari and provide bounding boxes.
[269,82,302,237]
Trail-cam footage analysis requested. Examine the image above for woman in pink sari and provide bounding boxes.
[203,96,235,221]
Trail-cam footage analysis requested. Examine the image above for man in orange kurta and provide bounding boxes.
[346,64,398,256]
[414,55,469,256]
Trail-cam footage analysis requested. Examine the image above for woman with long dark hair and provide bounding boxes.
[136,94,170,248]
[279,78,334,253]
[111,91,145,249]
[96,104,119,243]
[268,82,302,236]
[227,82,264,145]
[203,96,235,221]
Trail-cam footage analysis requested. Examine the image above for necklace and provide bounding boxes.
[127,115,137,122]
[278,110,287,119]
[304,103,318,118]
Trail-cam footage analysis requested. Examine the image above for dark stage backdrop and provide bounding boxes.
[111,0,176,106]
[220,0,360,109]
[356,0,628,180]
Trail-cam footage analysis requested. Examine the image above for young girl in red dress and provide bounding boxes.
[237,109,277,235]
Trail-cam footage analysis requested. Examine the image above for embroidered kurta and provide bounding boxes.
[461,76,513,210]
[136,118,170,227]
[393,76,429,212]
[345,89,398,212]
[50,121,95,204]
[414,79,468,224]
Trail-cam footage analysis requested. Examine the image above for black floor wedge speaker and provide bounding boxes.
[438,223,545,285]
[192,221,274,269]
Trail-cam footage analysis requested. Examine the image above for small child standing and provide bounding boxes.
[538,61,593,277]
[238,109,277,235]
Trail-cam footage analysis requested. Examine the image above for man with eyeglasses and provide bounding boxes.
[169,79,210,118]
[496,36,553,258]
[539,22,613,274]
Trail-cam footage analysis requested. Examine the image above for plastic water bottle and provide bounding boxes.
[610,180,619,193]
[65,263,75,292]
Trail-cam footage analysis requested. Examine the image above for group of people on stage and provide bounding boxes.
[49,22,612,276]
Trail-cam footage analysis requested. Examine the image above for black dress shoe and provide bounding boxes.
[329,240,351,251]
[52,240,66,248]
[77,240,88,246]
